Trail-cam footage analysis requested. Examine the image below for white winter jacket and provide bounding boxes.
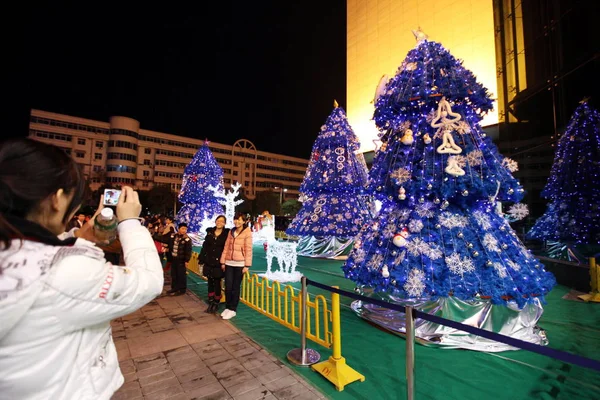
[0,217,164,400]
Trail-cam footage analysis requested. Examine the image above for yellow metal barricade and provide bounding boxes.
[241,273,332,349]
[311,287,365,391]
[579,257,600,302]
[187,252,201,276]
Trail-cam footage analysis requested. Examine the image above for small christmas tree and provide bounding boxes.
[286,100,373,258]
[176,140,225,242]
[527,99,600,257]
[342,30,556,351]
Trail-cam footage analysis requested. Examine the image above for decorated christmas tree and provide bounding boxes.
[286,100,373,258]
[342,30,556,351]
[176,140,225,243]
[526,99,600,259]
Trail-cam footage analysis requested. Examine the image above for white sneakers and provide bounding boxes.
[221,309,237,320]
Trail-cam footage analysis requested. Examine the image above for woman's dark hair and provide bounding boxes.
[233,212,249,222]
[0,138,85,248]
[215,214,226,222]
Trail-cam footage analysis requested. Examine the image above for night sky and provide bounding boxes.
[9,2,347,159]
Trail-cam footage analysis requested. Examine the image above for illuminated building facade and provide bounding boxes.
[346,0,498,153]
[28,109,307,201]
[493,0,598,220]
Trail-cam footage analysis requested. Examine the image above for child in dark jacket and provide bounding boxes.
[154,223,192,295]
[199,215,229,313]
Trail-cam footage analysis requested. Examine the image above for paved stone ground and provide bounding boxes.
[111,280,327,400]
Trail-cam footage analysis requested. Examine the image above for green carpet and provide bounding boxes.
[188,245,600,400]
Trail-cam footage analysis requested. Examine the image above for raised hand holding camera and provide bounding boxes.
[75,187,141,244]
[116,186,141,222]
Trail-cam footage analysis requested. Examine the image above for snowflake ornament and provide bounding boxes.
[466,150,483,166]
[403,268,426,297]
[493,262,508,278]
[507,203,529,221]
[446,253,475,276]
[502,157,519,172]
[390,168,411,185]
[456,121,472,134]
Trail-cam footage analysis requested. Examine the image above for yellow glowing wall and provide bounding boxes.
[347,0,498,153]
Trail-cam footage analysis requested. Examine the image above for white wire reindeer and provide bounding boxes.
[266,240,298,275]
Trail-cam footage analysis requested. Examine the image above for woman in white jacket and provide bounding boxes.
[0,139,164,399]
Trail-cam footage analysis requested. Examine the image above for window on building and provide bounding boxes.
[244,181,249,187]
[233,171,238,176]
[143,170,149,177]
[234,162,239,167]
[143,159,151,166]
[93,165,102,172]
[245,172,249,177]
[77,138,86,145]
[75,151,85,158]
[95,141,103,148]
[145,148,151,154]
[94,153,102,160]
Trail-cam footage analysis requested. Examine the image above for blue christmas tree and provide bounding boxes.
[527,100,600,248]
[176,140,225,235]
[342,34,556,309]
[286,101,373,257]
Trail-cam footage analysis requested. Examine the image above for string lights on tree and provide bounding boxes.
[176,140,225,244]
[341,30,556,350]
[285,100,374,258]
[526,99,600,258]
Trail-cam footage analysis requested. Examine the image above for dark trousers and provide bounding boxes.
[207,276,222,300]
[224,266,244,311]
[170,260,187,292]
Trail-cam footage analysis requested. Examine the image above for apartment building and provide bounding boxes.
[28,109,308,201]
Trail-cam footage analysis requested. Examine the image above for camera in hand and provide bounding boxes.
[103,189,121,206]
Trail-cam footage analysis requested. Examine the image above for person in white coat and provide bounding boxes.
[0,138,164,400]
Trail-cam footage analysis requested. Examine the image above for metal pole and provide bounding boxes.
[287,276,320,366]
[300,275,308,363]
[405,305,415,400]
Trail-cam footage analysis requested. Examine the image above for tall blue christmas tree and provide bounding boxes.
[526,99,600,254]
[286,100,373,258]
[176,140,225,240]
[342,31,556,351]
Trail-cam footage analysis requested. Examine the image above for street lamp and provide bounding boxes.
[171,183,178,216]
[274,186,288,204]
